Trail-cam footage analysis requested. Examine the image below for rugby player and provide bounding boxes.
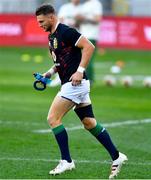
[35,4,128,179]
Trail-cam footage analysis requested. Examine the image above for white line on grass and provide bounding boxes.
[33,118,151,134]
[0,157,151,166]
[0,120,42,126]
[1,118,151,133]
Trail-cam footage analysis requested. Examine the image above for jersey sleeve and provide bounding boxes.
[63,28,82,47]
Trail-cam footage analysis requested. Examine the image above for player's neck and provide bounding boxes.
[50,19,59,35]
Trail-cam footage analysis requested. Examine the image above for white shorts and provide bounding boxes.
[57,79,91,104]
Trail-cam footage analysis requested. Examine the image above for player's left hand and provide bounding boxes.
[75,14,85,23]
[69,71,83,86]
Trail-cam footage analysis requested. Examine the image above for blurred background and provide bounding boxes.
[1,0,151,16]
[1,0,151,88]
[1,0,151,48]
[0,0,151,179]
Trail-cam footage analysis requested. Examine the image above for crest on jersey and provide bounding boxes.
[53,38,58,49]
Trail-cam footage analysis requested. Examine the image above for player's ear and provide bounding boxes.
[48,14,54,20]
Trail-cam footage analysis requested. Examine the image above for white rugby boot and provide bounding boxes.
[49,160,75,175]
[109,152,128,179]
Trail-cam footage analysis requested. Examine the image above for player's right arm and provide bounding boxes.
[69,36,95,86]
[43,65,57,78]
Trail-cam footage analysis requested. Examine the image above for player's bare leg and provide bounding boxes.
[47,96,75,127]
[47,96,75,175]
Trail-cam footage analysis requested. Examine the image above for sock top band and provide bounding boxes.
[89,122,104,137]
[52,124,65,135]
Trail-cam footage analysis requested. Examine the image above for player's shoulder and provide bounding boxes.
[58,3,72,16]
[86,0,102,7]
[58,23,70,31]
[59,2,73,11]
[86,0,102,13]
[58,23,80,40]
[93,0,103,7]
[58,23,75,33]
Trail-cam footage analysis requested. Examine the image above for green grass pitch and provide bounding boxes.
[0,47,151,179]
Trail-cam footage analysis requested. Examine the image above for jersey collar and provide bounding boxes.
[54,21,60,31]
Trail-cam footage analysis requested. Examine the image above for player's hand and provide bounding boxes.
[43,72,51,79]
[69,71,83,86]
[75,14,85,23]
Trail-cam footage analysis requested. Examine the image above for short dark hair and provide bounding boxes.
[35,4,56,16]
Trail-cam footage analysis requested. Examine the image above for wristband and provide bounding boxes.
[77,66,85,73]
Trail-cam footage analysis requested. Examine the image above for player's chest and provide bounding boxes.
[48,35,68,63]
[49,35,71,55]
[49,36,61,53]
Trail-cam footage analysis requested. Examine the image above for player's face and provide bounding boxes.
[37,14,53,32]
[71,0,80,5]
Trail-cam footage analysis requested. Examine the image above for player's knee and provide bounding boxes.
[82,118,97,130]
[47,113,61,127]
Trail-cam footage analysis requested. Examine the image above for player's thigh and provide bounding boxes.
[48,96,75,120]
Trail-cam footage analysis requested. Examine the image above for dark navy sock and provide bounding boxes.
[52,124,72,163]
[89,123,119,160]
